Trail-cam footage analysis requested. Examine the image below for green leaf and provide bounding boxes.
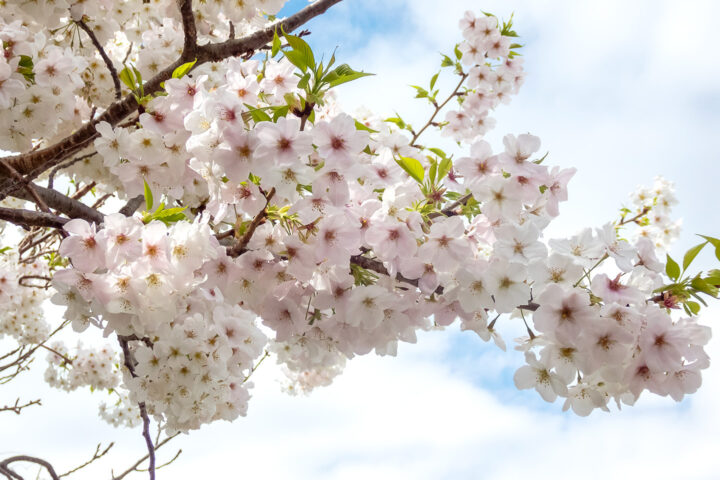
[385,116,406,130]
[325,64,374,87]
[666,254,680,281]
[440,55,454,68]
[143,179,153,211]
[354,119,378,133]
[705,269,720,286]
[410,85,428,99]
[396,156,424,184]
[284,50,309,73]
[428,160,438,184]
[430,72,439,90]
[297,72,311,90]
[272,105,289,121]
[428,148,447,159]
[454,44,463,60]
[683,242,707,271]
[271,31,281,57]
[285,34,315,71]
[246,107,272,123]
[0,246,11,254]
[172,59,197,79]
[437,156,452,181]
[686,300,701,315]
[691,277,719,297]
[700,235,720,261]
[119,66,136,90]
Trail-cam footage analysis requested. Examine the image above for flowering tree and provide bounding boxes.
[1,0,718,478]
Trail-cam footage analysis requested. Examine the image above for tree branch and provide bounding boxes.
[47,152,97,190]
[0,158,51,213]
[111,434,179,480]
[428,193,473,219]
[177,0,198,61]
[119,195,144,216]
[76,20,122,100]
[10,185,104,224]
[0,456,59,480]
[227,187,275,257]
[58,443,114,478]
[0,207,69,229]
[118,336,155,480]
[0,398,41,415]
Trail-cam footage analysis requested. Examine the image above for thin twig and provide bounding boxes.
[428,192,473,219]
[227,187,275,257]
[77,20,122,99]
[118,337,156,480]
[47,152,97,190]
[410,73,468,147]
[111,434,180,480]
[0,158,51,213]
[58,443,114,478]
[0,398,41,415]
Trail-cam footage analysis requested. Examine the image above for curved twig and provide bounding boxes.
[77,20,122,99]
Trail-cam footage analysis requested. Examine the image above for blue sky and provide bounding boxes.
[2,1,720,479]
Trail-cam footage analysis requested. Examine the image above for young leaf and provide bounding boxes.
[119,66,136,90]
[172,59,197,79]
[284,50,309,73]
[285,34,315,71]
[686,300,701,315]
[354,119,378,133]
[437,157,452,181]
[143,178,154,211]
[326,64,374,87]
[428,160,438,184]
[700,235,720,261]
[683,241,707,271]
[271,31,282,57]
[430,72,440,90]
[666,254,680,281]
[396,156,425,184]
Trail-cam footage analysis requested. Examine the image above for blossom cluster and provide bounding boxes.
[44,341,119,392]
[0,0,290,153]
[50,214,268,430]
[0,253,50,345]
[0,5,712,432]
[626,176,681,250]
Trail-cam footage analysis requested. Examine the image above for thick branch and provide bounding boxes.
[77,20,122,99]
[0,207,69,229]
[119,195,144,216]
[11,185,104,224]
[0,456,59,480]
[198,0,342,62]
[0,0,343,196]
